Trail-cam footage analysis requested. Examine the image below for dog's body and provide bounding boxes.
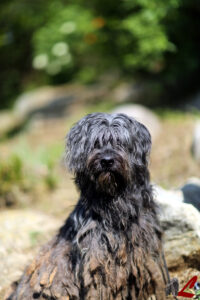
[7,113,168,300]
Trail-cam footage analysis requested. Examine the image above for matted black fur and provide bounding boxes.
[7,113,168,300]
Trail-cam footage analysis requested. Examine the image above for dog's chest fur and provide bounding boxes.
[8,201,166,300]
[56,213,165,300]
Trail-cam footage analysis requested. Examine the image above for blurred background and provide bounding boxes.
[1,0,200,298]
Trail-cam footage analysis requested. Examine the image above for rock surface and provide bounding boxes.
[185,91,200,111]
[111,82,145,103]
[191,121,200,162]
[14,85,76,119]
[0,210,61,297]
[14,83,110,120]
[0,111,22,138]
[154,185,200,270]
[112,104,161,140]
[181,177,200,211]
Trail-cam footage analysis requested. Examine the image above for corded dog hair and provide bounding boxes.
[6,113,170,300]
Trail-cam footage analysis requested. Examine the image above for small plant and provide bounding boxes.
[44,172,58,190]
[0,142,62,208]
[0,155,27,207]
[29,231,42,246]
[44,161,58,190]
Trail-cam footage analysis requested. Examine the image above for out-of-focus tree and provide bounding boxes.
[33,0,178,82]
[0,0,200,108]
[33,3,97,83]
[0,0,51,108]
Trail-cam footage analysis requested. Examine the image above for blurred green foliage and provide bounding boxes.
[0,154,26,206]
[0,0,200,108]
[0,142,62,207]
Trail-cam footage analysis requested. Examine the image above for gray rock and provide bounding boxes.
[0,210,61,296]
[156,177,200,212]
[14,83,110,121]
[0,110,22,138]
[14,85,75,119]
[181,177,200,211]
[184,91,200,110]
[112,105,161,140]
[164,231,200,269]
[191,121,200,162]
[111,82,145,103]
[154,185,200,269]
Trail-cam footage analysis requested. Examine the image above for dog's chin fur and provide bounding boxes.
[97,171,117,196]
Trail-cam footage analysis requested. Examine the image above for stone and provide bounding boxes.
[0,210,61,297]
[0,111,22,138]
[191,121,200,162]
[112,104,161,140]
[111,82,144,103]
[14,83,110,120]
[184,91,200,111]
[154,185,200,269]
[14,85,75,119]
[181,177,200,211]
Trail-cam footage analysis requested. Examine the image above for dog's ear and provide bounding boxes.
[66,116,89,173]
[137,122,152,156]
[132,120,152,166]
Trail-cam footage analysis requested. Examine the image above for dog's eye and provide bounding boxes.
[94,140,100,148]
[116,138,126,149]
[129,147,133,153]
[116,138,122,146]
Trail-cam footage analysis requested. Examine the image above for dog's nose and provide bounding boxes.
[101,156,114,168]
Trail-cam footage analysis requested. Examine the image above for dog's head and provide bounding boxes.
[66,113,151,195]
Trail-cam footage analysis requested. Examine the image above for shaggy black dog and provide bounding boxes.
[7,113,169,300]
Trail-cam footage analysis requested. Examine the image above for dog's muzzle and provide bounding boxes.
[100,154,114,169]
[87,148,130,195]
